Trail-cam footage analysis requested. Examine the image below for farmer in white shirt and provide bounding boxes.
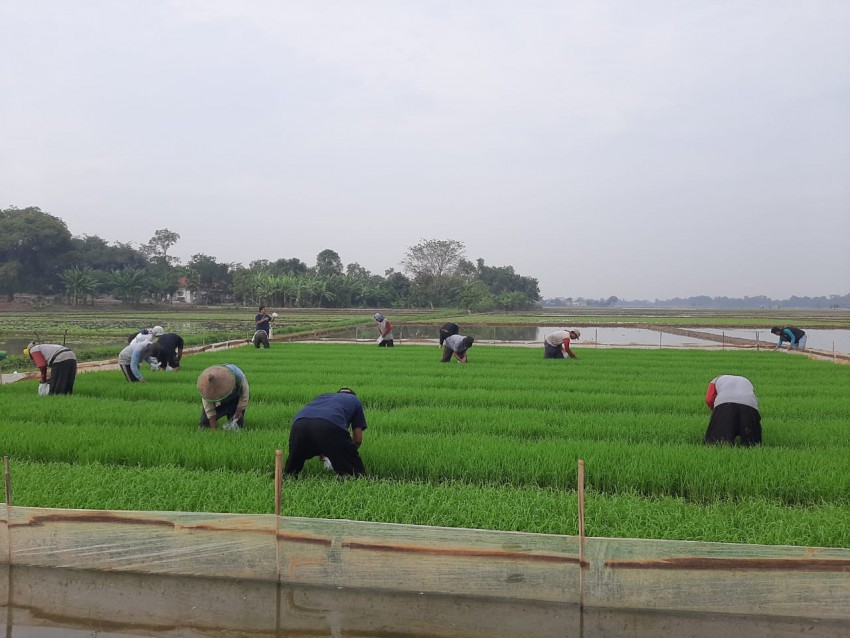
[704,375,762,445]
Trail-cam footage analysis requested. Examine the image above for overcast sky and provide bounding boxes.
[1,1,848,300]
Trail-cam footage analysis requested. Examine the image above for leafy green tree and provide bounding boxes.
[401,239,466,307]
[59,266,99,305]
[314,249,343,278]
[0,206,73,297]
[460,281,496,312]
[60,235,147,271]
[186,254,232,303]
[273,257,309,276]
[107,267,152,305]
[0,261,22,302]
[141,229,181,267]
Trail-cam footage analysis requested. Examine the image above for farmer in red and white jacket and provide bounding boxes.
[704,375,762,445]
[24,342,78,395]
[374,312,394,347]
[543,329,580,359]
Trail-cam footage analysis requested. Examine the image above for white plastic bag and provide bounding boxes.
[37,383,50,396]
[321,456,334,472]
[222,419,241,431]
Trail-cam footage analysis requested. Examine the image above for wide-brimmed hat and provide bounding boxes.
[374,312,384,321]
[151,326,164,337]
[570,329,581,339]
[197,365,236,401]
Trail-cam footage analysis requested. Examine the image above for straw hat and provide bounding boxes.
[570,329,581,339]
[197,365,236,401]
[151,326,164,337]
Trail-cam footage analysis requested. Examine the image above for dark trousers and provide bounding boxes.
[253,330,269,348]
[543,342,564,359]
[119,364,142,382]
[49,360,77,395]
[704,403,762,446]
[285,418,365,477]
[378,339,394,347]
[199,395,244,428]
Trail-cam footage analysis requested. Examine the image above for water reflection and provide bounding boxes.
[4,565,842,638]
[694,328,850,354]
[331,325,719,347]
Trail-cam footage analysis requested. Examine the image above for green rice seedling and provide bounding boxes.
[2,341,848,547]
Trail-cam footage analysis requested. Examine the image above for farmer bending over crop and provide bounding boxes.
[771,326,807,351]
[151,332,184,371]
[704,375,762,446]
[285,388,367,477]
[442,334,474,363]
[543,329,580,359]
[439,322,460,347]
[197,364,249,431]
[374,312,394,346]
[118,341,156,382]
[24,342,77,395]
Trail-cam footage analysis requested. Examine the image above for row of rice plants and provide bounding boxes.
[2,342,848,545]
[7,460,849,548]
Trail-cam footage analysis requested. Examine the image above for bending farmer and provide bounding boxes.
[151,332,184,371]
[771,326,807,351]
[543,329,580,359]
[374,312,394,347]
[24,342,77,395]
[439,322,460,347]
[442,334,474,363]
[285,388,367,477]
[704,375,762,446]
[197,364,249,430]
[118,341,155,382]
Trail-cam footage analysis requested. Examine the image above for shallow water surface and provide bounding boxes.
[4,565,847,638]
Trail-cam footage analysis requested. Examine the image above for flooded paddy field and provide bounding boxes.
[324,324,850,356]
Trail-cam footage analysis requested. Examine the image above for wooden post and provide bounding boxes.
[274,450,283,516]
[722,331,725,350]
[578,458,585,609]
[4,455,12,506]
[756,332,759,351]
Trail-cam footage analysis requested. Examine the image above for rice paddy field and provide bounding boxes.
[2,336,849,549]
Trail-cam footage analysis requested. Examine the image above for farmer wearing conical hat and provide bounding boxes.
[543,329,581,359]
[24,341,77,395]
[197,364,250,430]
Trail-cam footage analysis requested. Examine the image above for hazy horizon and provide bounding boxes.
[2,1,848,299]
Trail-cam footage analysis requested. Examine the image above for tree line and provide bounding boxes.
[0,206,541,310]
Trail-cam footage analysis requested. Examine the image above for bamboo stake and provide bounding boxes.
[275,450,283,516]
[578,458,585,609]
[4,456,12,506]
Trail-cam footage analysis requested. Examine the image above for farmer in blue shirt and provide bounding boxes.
[284,388,367,477]
[771,326,807,351]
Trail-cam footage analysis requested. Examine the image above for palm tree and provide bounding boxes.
[108,267,152,305]
[59,266,99,305]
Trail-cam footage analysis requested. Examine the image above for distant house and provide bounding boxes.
[174,277,194,304]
